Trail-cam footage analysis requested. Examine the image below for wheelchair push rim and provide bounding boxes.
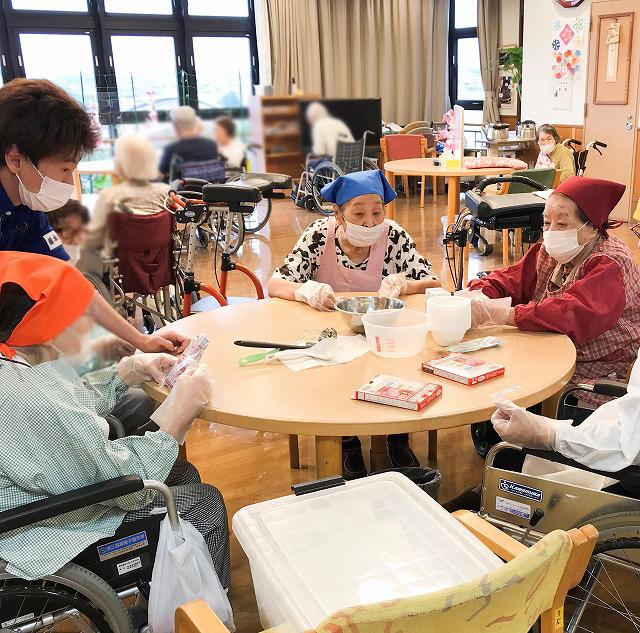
[311,162,343,215]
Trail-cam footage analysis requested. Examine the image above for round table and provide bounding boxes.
[145,294,576,478]
[383,158,517,225]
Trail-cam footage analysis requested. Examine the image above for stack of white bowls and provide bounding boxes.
[426,295,472,346]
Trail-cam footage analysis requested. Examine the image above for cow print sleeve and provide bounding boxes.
[384,221,439,281]
[272,218,329,282]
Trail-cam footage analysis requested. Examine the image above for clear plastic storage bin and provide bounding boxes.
[232,473,503,632]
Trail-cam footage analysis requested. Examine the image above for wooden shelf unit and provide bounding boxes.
[249,95,314,180]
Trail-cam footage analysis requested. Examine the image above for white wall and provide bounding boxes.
[499,0,521,47]
[521,0,592,125]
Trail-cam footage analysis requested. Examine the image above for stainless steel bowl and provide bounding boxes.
[334,296,405,334]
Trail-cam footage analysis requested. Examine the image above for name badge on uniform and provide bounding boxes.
[43,230,62,251]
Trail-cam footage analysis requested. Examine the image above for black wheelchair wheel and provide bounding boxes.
[470,421,502,458]
[522,227,542,244]
[0,562,133,633]
[304,197,318,212]
[244,198,272,233]
[475,235,493,257]
[84,272,111,303]
[564,512,640,632]
[311,162,343,215]
[196,227,209,249]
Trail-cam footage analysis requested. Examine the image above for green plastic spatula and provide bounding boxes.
[237,349,279,367]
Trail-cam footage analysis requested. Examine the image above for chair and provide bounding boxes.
[497,167,559,267]
[381,135,437,207]
[175,514,597,633]
[401,120,433,135]
[170,155,226,185]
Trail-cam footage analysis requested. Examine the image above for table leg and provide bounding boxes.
[488,144,499,158]
[316,436,342,478]
[386,171,395,221]
[428,430,438,461]
[447,176,460,226]
[289,434,300,469]
[420,175,425,208]
[502,229,510,268]
[541,390,563,419]
[370,435,389,472]
[515,228,523,254]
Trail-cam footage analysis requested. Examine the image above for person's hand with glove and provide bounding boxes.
[116,353,177,387]
[92,335,136,362]
[490,398,558,450]
[378,274,408,299]
[456,289,512,329]
[150,364,215,443]
[294,280,337,311]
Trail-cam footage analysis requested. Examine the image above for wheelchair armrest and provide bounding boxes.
[523,448,640,490]
[0,475,144,535]
[593,379,628,398]
[202,182,261,204]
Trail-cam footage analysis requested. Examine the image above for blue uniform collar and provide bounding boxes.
[0,181,16,212]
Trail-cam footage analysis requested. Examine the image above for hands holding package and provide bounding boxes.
[294,274,409,311]
[115,353,215,444]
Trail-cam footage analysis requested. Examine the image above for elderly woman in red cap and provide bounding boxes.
[463,176,640,395]
[0,252,230,596]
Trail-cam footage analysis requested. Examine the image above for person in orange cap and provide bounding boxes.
[0,251,230,594]
[464,176,640,401]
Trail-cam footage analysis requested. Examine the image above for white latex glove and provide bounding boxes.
[150,364,215,444]
[116,353,178,387]
[490,398,558,450]
[92,335,135,362]
[378,274,408,299]
[294,280,337,311]
[470,295,512,329]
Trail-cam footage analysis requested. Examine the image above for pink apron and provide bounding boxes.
[315,217,389,292]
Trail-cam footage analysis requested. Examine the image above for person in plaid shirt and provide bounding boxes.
[464,176,640,403]
[0,252,230,589]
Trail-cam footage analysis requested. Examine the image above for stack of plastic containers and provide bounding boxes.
[426,295,472,346]
[232,472,503,633]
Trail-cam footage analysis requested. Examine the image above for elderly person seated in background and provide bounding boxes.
[306,101,354,166]
[84,134,168,255]
[535,124,576,183]
[0,252,229,593]
[268,170,440,478]
[462,177,640,402]
[159,105,219,181]
[214,116,245,170]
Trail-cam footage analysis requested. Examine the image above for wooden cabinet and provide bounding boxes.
[249,95,314,181]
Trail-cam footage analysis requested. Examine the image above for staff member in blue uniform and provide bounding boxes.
[0,78,190,355]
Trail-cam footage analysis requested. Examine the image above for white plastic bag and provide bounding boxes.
[148,515,235,633]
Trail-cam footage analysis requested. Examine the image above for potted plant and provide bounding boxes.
[500,46,523,96]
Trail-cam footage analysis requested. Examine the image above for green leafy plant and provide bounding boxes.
[501,46,523,96]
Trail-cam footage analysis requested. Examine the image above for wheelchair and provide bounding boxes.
[0,416,177,633]
[293,131,378,215]
[479,380,640,631]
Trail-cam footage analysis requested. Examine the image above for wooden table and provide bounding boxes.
[383,158,516,225]
[144,294,576,479]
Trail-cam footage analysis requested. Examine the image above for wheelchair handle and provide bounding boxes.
[169,177,210,193]
[143,480,180,531]
[475,175,548,193]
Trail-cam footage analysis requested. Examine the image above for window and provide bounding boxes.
[193,37,251,108]
[20,33,98,109]
[188,0,249,17]
[12,0,88,10]
[449,0,483,112]
[111,35,179,112]
[104,0,173,15]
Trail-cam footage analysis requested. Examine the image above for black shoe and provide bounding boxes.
[387,438,420,468]
[441,484,482,513]
[342,446,368,480]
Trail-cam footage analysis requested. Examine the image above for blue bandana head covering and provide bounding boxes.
[320,169,397,207]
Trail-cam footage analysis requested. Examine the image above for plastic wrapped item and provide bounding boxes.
[448,336,503,353]
[164,333,209,389]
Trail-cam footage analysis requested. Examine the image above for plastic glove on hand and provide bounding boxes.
[378,274,408,299]
[490,398,557,450]
[116,353,178,387]
[470,296,512,329]
[294,280,337,311]
[92,336,135,362]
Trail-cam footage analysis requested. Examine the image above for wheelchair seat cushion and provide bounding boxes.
[239,172,292,191]
[465,191,546,219]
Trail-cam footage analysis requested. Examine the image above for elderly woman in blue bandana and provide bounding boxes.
[268,169,441,478]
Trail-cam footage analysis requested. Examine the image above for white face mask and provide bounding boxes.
[539,143,555,155]
[343,220,386,247]
[543,222,588,264]
[51,328,93,367]
[17,159,76,212]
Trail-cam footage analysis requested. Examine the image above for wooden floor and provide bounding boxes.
[189,189,640,633]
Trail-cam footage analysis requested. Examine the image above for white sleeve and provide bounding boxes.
[312,123,327,156]
[554,355,640,471]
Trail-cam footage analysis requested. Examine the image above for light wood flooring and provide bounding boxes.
[189,189,640,633]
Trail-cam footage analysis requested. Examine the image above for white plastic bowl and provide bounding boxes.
[431,329,467,347]
[361,310,430,358]
[426,296,472,335]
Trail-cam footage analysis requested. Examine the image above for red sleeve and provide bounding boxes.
[467,244,541,305]
[514,256,626,344]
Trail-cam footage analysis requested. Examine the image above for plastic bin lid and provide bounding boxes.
[232,472,503,631]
